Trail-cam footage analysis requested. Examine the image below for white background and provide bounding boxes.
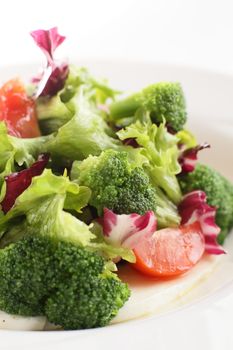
[1,0,233,73]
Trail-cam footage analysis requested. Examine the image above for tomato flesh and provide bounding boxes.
[0,79,41,138]
[133,222,205,277]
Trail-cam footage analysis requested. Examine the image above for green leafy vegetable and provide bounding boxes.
[117,118,182,204]
[0,122,48,188]
[36,66,119,135]
[0,169,92,246]
[45,87,120,162]
[63,65,119,104]
[176,129,197,149]
[36,95,73,135]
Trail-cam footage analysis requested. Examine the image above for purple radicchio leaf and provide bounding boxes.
[122,138,139,148]
[102,208,157,249]
[97,104,110,114]
[179,143,210,173]
[30,27,69,98]
[1,153,50,213]
[179,190,226,255]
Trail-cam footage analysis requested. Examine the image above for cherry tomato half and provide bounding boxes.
[133,222,205,277]
[0,79,41,138]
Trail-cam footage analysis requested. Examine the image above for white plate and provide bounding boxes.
[0,61,233,350]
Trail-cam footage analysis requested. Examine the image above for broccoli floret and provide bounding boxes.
[223,177,233,230]
[110,82,187,131]
[0,235,130,329]
[0,236,56,316]
[77,150,156,215]
[179,164,233,243]
[72,149,180,228]
[45,274,129,329]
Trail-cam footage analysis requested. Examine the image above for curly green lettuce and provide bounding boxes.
[117,117,182,204]
[0,122,48,188]
[45,87,120,163]
[36,66,119,135]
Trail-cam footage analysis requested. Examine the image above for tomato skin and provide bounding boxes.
[133,222,205,277]
[0,79,41,138]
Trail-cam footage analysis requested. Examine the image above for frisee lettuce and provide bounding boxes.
[45,87,120,161]
[0,122,48,188]
[117,117,182,204]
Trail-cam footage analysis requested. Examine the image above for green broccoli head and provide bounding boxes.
[109,82,187,132]
[0,236,56,316]
[72,149,181,228]
[223,177,233,230]
[0,235,130,329]
[179,164,233,243]
[75,150,156,216]
[45,274,129,330]
[142,82,187,132]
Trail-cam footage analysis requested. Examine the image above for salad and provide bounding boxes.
[0,27,232,331]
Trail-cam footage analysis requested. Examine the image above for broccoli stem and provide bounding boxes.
[110,94,141,120]
[217,229,228,245]
[155,187,181,228]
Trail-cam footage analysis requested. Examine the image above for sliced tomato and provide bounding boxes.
[133,222,205,277]
[0,79,41,138]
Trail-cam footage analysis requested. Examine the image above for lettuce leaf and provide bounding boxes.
[0,169,92,246]
[36,66,119,135]
[0,122,48,187]
[1,153,49,213]
[36,95,74,135]
[176,129,197,149]
[117,118,182,204]
[62,65,119,104]
[46,87,120,161]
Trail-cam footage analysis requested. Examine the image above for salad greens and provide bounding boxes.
[0,123,47,185]
[117,118,182,204]
[45,87,120,162]
[0,26,232,331]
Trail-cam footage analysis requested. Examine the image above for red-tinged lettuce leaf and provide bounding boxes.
[1,153,49,213]
[122,138,139,148]
[97,104,110,114]
[102,208,157,249]
[179,143,210,173]
[30,27,69,97]
[179,190,225,255]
